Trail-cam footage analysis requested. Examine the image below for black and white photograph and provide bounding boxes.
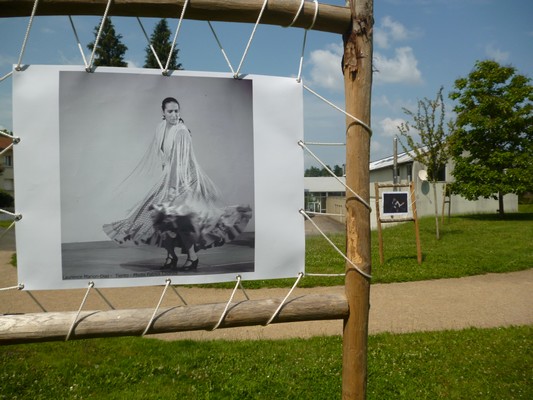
[382,191,410,216]
[60,71,255,282]
[13,66,305,290]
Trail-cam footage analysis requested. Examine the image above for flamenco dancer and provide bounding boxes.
[103,97,252,271]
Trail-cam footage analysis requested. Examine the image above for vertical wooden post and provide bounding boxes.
[374,183,384,265]
[410,182,422,264]
[342,1,373,399]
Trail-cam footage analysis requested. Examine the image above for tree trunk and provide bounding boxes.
[432,182,440,240]
[498,191,505,217]
[343,0,373,398]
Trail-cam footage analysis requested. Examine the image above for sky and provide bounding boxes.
[0,0,532,167]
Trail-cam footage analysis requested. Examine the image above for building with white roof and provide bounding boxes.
[304,150,518,229]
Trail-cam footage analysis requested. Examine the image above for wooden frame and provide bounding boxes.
[374,182,422,265]
[0,1,373,398]
[0,0,352,34]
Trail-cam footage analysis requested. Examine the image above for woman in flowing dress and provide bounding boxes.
[103,97,252,271]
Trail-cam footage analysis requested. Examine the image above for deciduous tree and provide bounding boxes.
[449,60,533,216]
[398,87,451,239]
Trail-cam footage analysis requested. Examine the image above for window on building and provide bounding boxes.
[3,155,12,167]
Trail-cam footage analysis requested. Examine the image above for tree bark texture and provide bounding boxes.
[0,293,348,344]
[342,0,373,399]
[0,0,351,34]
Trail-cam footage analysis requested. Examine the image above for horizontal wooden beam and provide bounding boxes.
[0,293,348,344]
[0,0,351,34]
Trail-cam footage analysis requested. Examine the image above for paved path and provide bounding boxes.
[1,247,531,341]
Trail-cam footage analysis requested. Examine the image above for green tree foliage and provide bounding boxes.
[398,87,451,239]
[0,190,14,207]
[87,17,128,67]
[144,19,182,71]
[304,165,344,177]
[449,60,533,215]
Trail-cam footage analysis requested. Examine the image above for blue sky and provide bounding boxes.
[0,0,532,166]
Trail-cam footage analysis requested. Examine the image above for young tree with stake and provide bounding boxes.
[398,87,451,240]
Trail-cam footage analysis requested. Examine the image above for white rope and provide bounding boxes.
[137,17,165,72]
[237,275,250,301]
[0,143,15,157]
[94,288,115,310]
[297,30,307,82]
[0,219,18,240]
[68,16,89,69]
[299,140,372,211]
[211,275,246,331]
[300,209,372,279]
[264,272,304,325]
[304,85,372,134]
[296,0,319,82]
[16,0,40,71]
[234,0,269,78]
[0,71,13,83]
[142,278,172,336]
[170,284,188,306]
[0,284,23,292]
[87,0,113,72]
[304,141,345,146]
[65,281,94,341]
[0,130,17,139]
[166,0,190,74]
[207,22,236,75]
[306,211,345,218]
[286,0,305,27]
[26,291,46,312]
[0,132,21,157]
[0,208,22,219]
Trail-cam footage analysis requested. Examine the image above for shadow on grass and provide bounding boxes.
[459,212,533,221]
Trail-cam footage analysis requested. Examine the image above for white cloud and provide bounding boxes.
[485,43,509,63]
[306,43,343,92]
[379,117,405,137]
[373,94,392,109]
[374,30,390,50]
[370,139,387,160]
[126,60,140,68]
[374,47,423,85]
[374,16,419,49]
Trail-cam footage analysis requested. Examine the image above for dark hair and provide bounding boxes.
[161,97,180,111]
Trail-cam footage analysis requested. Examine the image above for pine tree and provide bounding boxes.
[144,19,182,70]
[87,17,128,67]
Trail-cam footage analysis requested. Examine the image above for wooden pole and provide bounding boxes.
[342,1,373,399]
[410,182,423,264]
[374,182,384,265]
[0,0,352,34]
[0,293,348,344]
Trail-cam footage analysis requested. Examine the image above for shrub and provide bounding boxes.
[0,190,14,207]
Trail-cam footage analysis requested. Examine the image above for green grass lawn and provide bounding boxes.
[235,208,533,288]
[1,326,530,399]
[0,210,531,399]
